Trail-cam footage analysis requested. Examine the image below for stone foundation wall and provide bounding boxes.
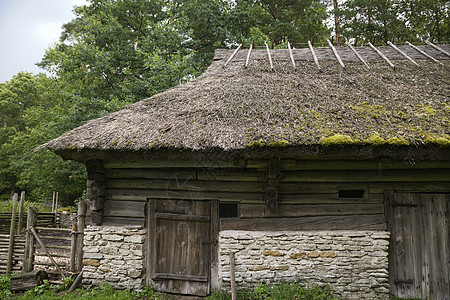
[83,225,146,290]
[219,230,390,299]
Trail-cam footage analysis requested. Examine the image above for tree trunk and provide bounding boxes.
[333,0,341,46]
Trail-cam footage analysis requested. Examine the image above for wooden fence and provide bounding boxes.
[0,213,58,234]
[0,193,86,278]
[0,234,25,274]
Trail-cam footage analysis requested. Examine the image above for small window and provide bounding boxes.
[338,189,365,198]
[219,203,238,218]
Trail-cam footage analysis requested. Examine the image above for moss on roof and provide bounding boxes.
[42,45,450,161]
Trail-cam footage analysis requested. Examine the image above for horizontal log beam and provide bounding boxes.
[220,214,387,231]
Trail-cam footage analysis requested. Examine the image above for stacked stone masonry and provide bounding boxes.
[83,225,146,290]
[219,230,390,300]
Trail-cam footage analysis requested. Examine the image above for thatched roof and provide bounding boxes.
[43,44,450,162]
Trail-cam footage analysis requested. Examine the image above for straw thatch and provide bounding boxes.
[42,45,450,162]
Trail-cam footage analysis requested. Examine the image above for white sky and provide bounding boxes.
[0,0,88,83]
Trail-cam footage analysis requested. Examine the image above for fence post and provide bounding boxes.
[54,192,59,226]
[7,193,19,275]
[70,221,77,273]
[23,207,37,272]
[76,200,87,272]
[17,191,25,234]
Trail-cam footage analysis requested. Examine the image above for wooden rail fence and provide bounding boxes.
[0,193,86,279]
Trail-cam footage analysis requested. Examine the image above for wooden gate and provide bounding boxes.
[385,192,449,300]
[147,199,218,296]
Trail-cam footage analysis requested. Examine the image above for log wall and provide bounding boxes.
[97,159,450,229]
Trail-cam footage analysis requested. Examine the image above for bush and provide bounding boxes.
[0,275,12,299]
[0,198,41,213]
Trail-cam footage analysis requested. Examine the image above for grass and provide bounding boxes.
[0,276,341,300]
[206,283,340,300]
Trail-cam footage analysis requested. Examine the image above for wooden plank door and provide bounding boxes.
[386,193,449,300]
[147,199,213,296]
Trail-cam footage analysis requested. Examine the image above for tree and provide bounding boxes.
[0,73,86,204]
[400,0,450,42]
[340,0,403,44]
[232,0,329,47]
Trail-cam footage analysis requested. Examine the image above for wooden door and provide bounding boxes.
[147,199,215,296]
[386,192,449,300]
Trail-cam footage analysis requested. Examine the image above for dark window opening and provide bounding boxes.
[219,203,238,218]
[338,189,365,198]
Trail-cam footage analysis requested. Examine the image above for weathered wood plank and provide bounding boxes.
[197,169,266,182]
[103,217,146,227]
[155,212,210,222]
[220,214,387,231]
[105,168,197,180]
[279,193,383,203]
[104,159,248,169]
[281,169,450,182]
[106,179,264,193]
[240,203,384,218]
[275,160,450,171]
[104,200,146,218]
[280,182,449,194]
[106,189,264,202]
[10,270,48,292]
[389,193,450,299]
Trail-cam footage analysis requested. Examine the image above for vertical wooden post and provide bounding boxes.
[17,191,25,234]
[7,193,19,275]
[23,207,37,272]
[54,192,59,226]
[230,252,236,300]
[76,200,87,272]
[51,192,55,213]
[70,221,77,273]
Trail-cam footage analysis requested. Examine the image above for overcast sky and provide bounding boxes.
[0,0,87,83]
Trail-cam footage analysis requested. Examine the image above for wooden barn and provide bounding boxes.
[42,43,449,299]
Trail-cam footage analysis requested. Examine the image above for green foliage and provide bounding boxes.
[339,0,449,44]
[0,198,40,213]
[207,283,340,300]
[0,275,12,299]
[0,72,87,205]
[18,283,161,300]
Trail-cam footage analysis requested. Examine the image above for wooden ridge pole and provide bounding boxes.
[346,41,370,69]
[245,44,252,68]
[17,191,25,234]
[407,42,443,65]
[387,41,420,68]
[426,41,450,58]
[224,44,242,67]
[7,193,19,275]
[308,41,322,72]
[327,39,345,69]
[265,42,274,70]
[368,42,395,69]
[287,41,296,70]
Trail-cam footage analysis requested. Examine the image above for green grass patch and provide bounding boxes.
[206,283,341,300]
[0,276,340,300]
